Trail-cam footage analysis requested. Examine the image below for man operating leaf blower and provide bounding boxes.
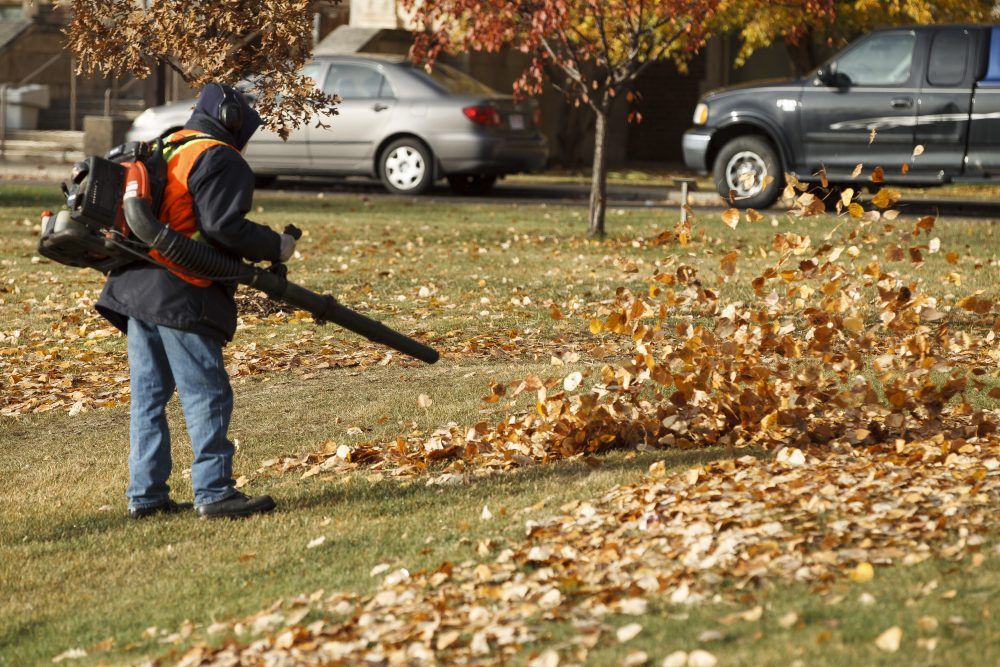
[38,84,437,521]
[95,84,291,519]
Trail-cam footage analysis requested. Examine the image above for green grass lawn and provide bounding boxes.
[1,182,998,665]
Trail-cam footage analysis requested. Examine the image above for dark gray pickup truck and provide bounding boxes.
[683,24,1000,208]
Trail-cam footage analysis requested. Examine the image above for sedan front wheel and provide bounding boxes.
[379,138,433,195]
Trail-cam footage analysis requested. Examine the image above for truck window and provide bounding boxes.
[836,32,915,86]
[927,30,969,87]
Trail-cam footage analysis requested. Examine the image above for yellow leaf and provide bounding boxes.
[850,562,874,583]
[843,316,864,333]
[871,188,901,209]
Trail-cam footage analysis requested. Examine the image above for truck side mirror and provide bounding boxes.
[816,61,840,86]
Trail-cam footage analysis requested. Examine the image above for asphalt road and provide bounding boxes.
[266,175,1000,218]
[9,164,1000,218]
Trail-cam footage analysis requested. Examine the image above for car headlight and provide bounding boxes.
[692,103,709,126]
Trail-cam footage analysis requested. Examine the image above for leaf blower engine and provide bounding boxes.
[38,143,438,364]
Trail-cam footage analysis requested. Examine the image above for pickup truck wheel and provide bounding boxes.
[379,138,434,195]
[712,136,782,209]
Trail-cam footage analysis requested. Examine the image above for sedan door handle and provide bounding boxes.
[890,97,913,109]
[372,103,389,112]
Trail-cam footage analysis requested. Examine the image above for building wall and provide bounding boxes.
[626,53,708,165]
[0,2,149,129]
[349,0,399,28]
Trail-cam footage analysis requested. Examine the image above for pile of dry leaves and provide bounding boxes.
[147,432,998,665]
[261,180,998,483]
[0,293,583,417]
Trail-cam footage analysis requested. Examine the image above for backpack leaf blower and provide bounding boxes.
[38,143,439,364]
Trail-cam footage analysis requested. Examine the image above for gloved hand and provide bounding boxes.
[278,233,297,262]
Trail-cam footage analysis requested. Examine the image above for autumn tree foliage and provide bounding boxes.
[720,0,995,74]
[404,0,723,237]
[65,0,340,138]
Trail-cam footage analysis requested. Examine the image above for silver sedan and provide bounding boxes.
[126,55,548,195]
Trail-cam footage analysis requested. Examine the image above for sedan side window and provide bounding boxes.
[300,62,324,87]
[836,33,915,87]
[323,64,389,100]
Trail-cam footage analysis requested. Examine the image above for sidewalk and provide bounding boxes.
[0,161,71,182]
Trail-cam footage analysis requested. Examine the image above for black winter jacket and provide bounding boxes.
[96,112,282,342]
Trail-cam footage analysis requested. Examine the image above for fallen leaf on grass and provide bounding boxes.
[616,623,643,642]
[721,208,740,229]
[662,651,688,667]
[687,650,718,667]
[563,371,583,392]
[849,562,875,583]
[875,626,902,652]
[778,611,799,628]
[51,648,87,662]
[623,650,649,666]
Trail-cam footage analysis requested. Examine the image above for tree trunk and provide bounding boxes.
[588,104,610,238]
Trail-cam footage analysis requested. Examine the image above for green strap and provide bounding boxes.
[161,133,221,162]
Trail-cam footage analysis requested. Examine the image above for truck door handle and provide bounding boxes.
[890,97,913,109]
[372,103,389,112]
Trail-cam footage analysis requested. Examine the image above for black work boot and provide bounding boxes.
[197,491,276,519]
[128,498,194,520]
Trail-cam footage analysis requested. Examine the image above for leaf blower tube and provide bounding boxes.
[121,163,439,364]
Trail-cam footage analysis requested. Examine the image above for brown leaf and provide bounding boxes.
[721,208,740,230]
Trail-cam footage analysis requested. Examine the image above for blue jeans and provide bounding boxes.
[126,317,237,509]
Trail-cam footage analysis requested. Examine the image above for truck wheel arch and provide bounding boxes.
[706,122,789,174]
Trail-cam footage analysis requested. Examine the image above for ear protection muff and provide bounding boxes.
[215,83,244,136]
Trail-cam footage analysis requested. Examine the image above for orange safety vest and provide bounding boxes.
[151,129,237,287]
